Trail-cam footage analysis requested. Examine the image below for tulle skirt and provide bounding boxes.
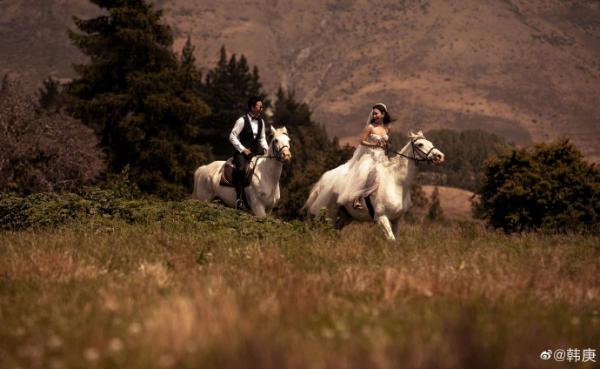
[335,145,387,204]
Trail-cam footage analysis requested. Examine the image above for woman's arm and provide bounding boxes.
[360,125,376,147]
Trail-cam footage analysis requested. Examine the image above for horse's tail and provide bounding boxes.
[191,165,202,199]
[302,181,321,217]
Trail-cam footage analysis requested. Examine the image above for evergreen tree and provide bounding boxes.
[201,46,269,157]
[37,76,66,113]
[427,186,444,222]
[272,88,352,219]
[181,35,196,67]
[67,0,211,198]
[179,35,202,92]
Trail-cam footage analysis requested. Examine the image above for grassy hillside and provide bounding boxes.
[421,185,476,221]
[1,197,599,368]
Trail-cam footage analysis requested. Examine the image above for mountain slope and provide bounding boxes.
[2,0,599,160]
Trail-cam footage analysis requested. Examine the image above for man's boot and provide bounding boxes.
[233,171,247,210]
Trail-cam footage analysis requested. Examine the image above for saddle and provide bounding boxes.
[219,157,255,187]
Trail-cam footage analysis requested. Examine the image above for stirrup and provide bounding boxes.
[235,199,247,210]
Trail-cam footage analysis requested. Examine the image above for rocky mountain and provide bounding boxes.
[2,0,599,161]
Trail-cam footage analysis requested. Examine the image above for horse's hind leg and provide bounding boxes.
[192,170,214,201]
[334,206,352,230]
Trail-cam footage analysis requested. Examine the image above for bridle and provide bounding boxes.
[243,130,291,184]
[386,138,438,163]
[255,132,291,163]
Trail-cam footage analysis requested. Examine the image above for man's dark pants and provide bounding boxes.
[233,151,253,202]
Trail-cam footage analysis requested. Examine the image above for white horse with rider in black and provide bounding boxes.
[192,97,292,217]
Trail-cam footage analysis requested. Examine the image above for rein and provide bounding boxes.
[262,132,291,162]
[249,133,290,173]
[386,140,437,163]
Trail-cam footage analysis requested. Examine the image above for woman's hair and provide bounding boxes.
[372,103,392,124]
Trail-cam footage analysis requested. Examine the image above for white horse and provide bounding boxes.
[192,127,292,217]
[304,131,444,240]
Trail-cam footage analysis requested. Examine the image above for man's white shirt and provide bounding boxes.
[229,114,269,153]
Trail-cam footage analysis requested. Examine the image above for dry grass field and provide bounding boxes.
[1,200,598,369]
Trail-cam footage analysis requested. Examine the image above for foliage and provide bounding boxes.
[0,77,105,195]
[201,46,269,157]
[427,186,444,222]
[37,76,67,113]
[417,129,511,191]
[474,140,600,233]
[67,0,212,198]
[0,189,330,236]
[272,88,353,219]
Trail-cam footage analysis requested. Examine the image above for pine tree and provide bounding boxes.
[37,76,66,113]
[427,186,444,222]
[179,35,202,92]
[201,46,269,157]
[67,0,211,198]
[181,35,196,67]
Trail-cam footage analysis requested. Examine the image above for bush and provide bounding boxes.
[0,189,334,238]
[0,76,105,195]
[474,140,600,233]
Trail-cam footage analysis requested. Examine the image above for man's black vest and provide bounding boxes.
[239,115,264,153]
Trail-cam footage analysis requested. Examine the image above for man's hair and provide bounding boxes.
[248,96,262,110]
[373,103,393,124]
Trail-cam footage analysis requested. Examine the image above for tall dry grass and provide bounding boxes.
[1,218,598,369]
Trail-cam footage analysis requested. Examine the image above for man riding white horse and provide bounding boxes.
[192,96,292,216]
[230,97,269,210]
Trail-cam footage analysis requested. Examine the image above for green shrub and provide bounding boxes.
[0,190,334,238]
[474,140,600,233]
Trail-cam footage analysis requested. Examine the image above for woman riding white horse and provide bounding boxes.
[304,106,444,240]
[339,103,393,210]
[192,127,292,217]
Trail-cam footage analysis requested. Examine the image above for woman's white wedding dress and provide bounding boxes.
[335,133,389,205]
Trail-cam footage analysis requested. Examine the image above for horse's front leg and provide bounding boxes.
[251,203,267,217]
[375,215,395,241]
[265,186,280,214]
[247,191,267,217]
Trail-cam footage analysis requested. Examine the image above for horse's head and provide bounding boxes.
[269,126,292,163]
[408,130,445,164]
